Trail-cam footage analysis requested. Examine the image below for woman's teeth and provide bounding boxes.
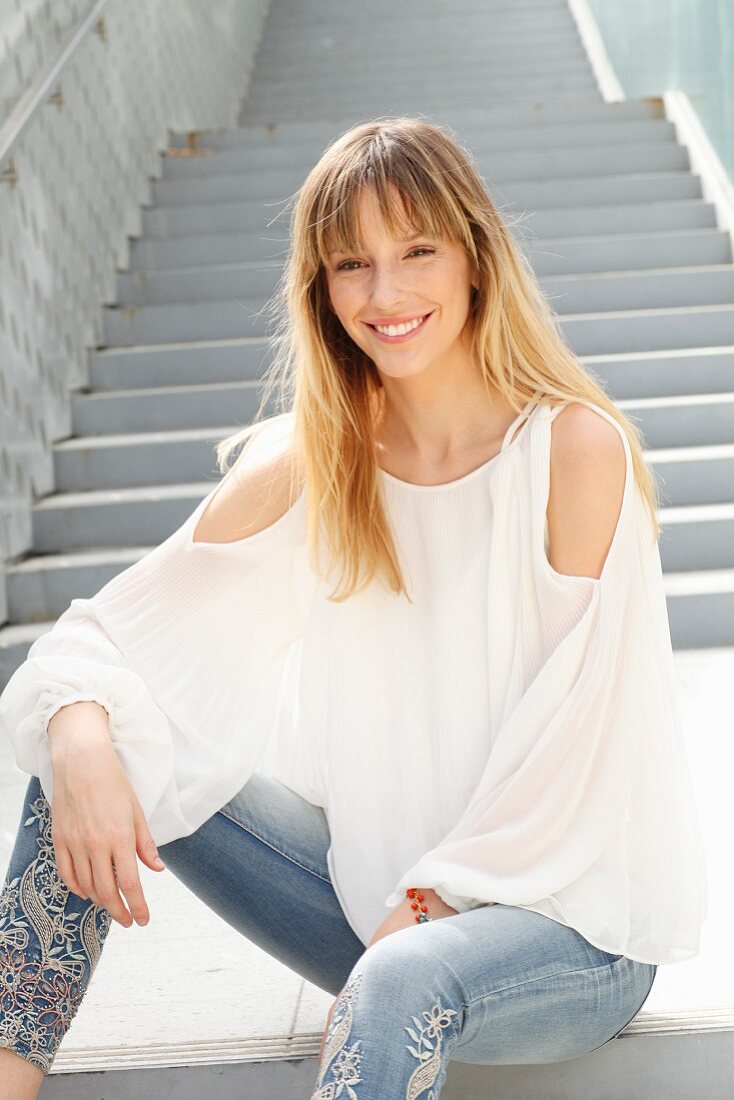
[372,314,428,337]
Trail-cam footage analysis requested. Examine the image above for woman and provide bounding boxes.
[0,117,706,1098]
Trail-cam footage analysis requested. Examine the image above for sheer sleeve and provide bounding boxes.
[0,414,313,846]
[384,401,707,964]
[0,596,189,839]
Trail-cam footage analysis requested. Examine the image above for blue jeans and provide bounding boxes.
[0,773,657,1095]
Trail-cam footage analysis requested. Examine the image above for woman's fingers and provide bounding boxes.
[88,847,133,927]
[69,849,97,904]
[54,838,88,900]
[111,843,150,926]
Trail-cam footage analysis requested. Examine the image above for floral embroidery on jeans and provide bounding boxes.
[311,969,365,1099]
[0,788,112,1074]
[404,1000,458,1100]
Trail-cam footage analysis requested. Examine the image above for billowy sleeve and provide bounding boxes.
[384,403,708,964]
[0,415,313,846]
[0,597,188,839]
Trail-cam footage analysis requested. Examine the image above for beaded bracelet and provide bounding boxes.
[406,887,433,923]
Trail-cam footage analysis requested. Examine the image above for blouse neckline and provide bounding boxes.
[377,393,544,492]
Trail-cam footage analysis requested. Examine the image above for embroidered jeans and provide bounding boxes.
[0,773,657,1095]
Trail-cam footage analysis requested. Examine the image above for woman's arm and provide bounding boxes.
[546,402,626,581]
[0,416,310,849]
[192,440,300,545]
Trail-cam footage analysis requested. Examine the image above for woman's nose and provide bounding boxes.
[368,271,409,310]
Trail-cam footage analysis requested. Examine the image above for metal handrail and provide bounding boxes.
[0,0,110,183]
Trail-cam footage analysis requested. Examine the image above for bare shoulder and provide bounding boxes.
[193,440,301,546]
[550,401,626,471]
[546,402,627,580]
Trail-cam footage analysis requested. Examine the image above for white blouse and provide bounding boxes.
[0,395,707,964]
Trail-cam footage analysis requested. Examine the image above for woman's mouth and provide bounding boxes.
[364,311,433,344]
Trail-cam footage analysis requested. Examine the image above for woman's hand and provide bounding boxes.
[366,888,459,948]
[318,890,458,1060]
[47,702,166,928]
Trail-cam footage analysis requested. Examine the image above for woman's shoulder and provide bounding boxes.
[547,399,627,459]
[193,416,302,547]
[544,399,628,582]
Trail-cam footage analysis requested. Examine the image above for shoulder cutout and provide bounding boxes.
[546,402,627,581]
[192,442,301,546]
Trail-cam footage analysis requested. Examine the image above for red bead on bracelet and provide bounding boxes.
[406,887,433,923]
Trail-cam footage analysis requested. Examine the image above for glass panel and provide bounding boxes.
[586,0,734,180]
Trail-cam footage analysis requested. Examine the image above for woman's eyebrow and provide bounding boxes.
[327,232,428,255]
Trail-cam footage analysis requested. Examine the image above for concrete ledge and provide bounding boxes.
[39,1029,734,1099]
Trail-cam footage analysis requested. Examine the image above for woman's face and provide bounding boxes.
[324,187,479,384]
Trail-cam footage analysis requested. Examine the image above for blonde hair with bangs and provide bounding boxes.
[216,116,662,602]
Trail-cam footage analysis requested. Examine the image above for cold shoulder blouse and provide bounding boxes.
[0,395,707,964]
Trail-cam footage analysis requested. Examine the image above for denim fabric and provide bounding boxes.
[0,773,656,1095]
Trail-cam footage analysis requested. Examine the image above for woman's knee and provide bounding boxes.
[351,925,468,1021]
[316,929,466,1098]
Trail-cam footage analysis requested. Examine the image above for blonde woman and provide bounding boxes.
[0,118,706,1099]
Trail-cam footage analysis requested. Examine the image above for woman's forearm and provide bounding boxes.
[47,700,111,756]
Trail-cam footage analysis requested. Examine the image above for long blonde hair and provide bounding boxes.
[216,116,662,602]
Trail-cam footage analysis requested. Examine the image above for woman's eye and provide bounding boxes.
[336,248,435,272]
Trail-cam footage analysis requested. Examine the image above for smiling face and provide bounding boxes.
[323,185,479,385]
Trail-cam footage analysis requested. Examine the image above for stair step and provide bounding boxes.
[69,380,264,435]
[116,260,280,307]
[158,119,678,181]
[542,259,734,309]
[561,302,734,357]
[260,24,577,47]
[587,347,734,400]
[167,99,664,153]
[27,1028,734,1099]
[54,425,235,489]
[239,86,602,123]
[248,64,594,95]
[243,71,597,97]
[141,173,701,237]
[149,143,690,208]
[27,482,217,554]
[89,336,268,389]
[261,21,578,42]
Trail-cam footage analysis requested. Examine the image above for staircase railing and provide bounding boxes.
[0,0,271,627]
[0,1,111,179]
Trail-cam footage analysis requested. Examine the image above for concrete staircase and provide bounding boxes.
[0,0,731,1096]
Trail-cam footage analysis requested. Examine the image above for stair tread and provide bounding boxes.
[71,379,257,402]
[171,100,661,141]
[93,335,266,356]
[32,482,217,509]
[55,425,238,449]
